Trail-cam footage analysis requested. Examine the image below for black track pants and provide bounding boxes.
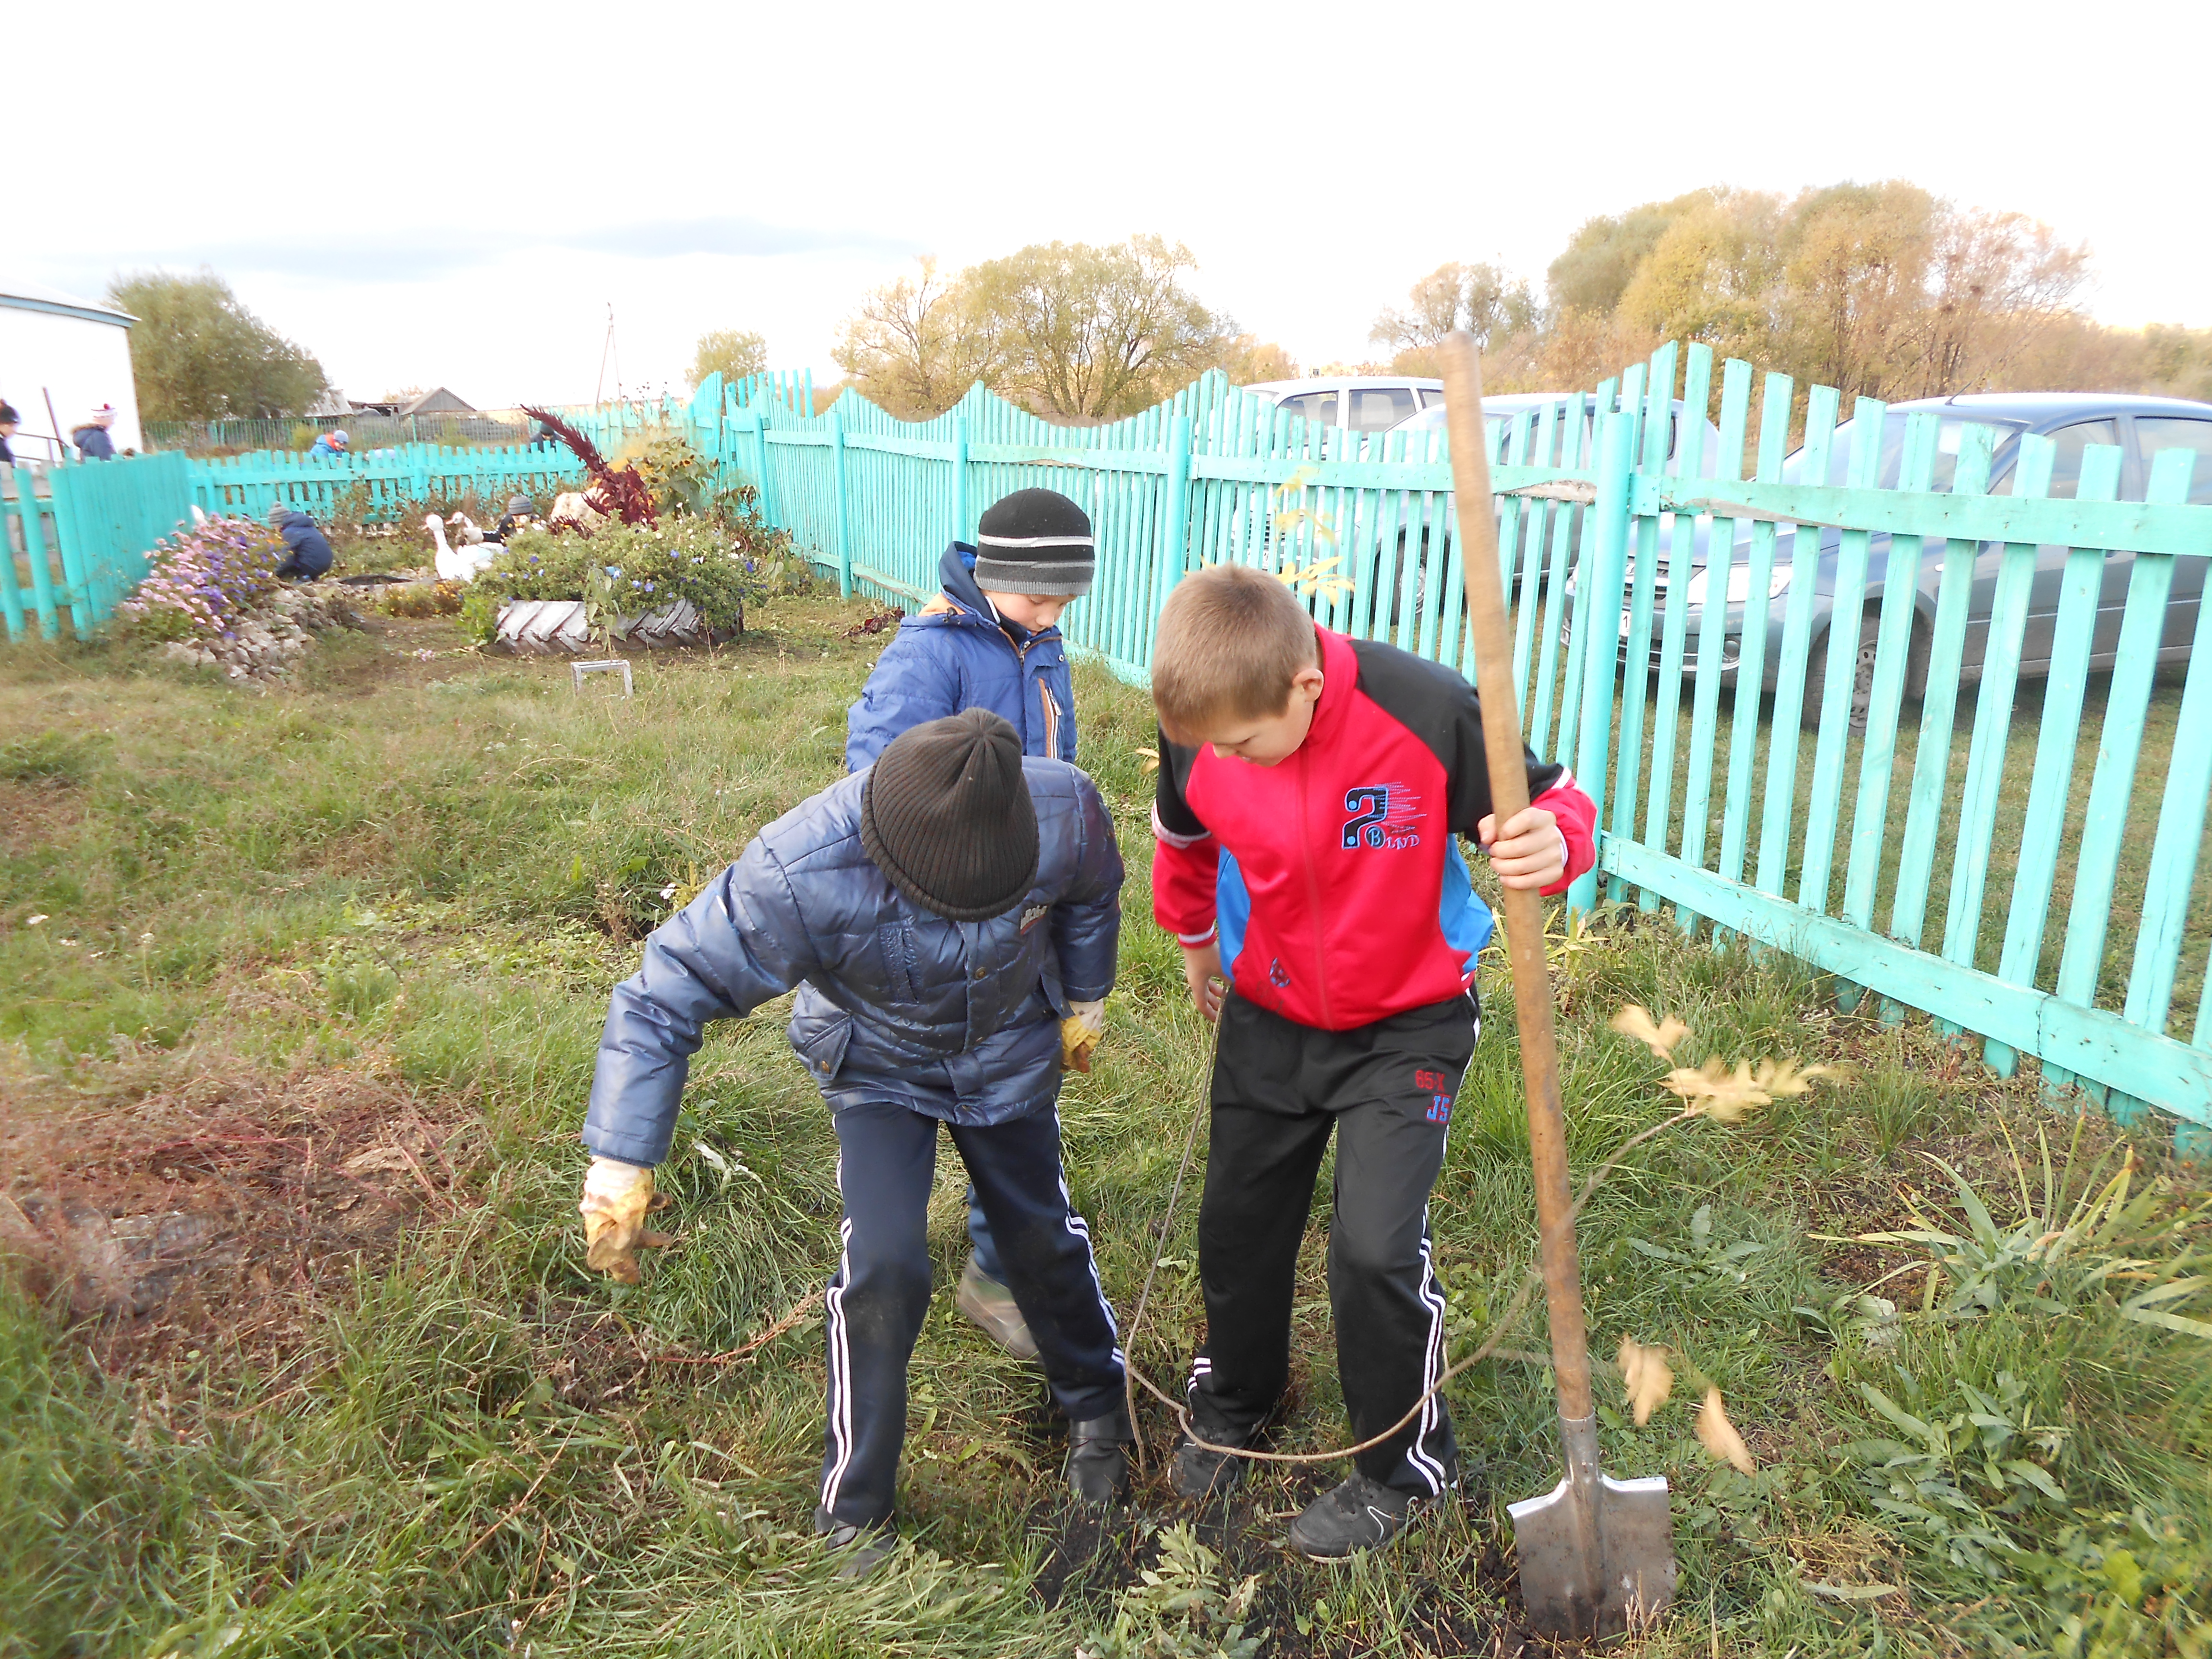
[1187,990,1477,1495]
[818,1095,1124,1528]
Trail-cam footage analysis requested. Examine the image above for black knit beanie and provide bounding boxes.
[973,488,1094,598]
[860,709,1040,921]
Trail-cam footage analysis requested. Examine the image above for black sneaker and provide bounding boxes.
[1169,1423,1252,1500]
[1066,1407,1131,1505]
[1287,1473,1425,1559]
[813,1506,895,1579]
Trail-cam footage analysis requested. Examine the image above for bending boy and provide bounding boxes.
[577,710,1131,1574]
[1147,565,1598,1559]
[846,487,1095,1360]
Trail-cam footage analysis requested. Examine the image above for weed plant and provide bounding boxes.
[1,602,2208,1657]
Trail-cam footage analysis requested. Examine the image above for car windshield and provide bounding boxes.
[1780,412,2023,493]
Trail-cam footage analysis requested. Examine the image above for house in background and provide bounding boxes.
[397,387,475,418]
[0,277,142,461]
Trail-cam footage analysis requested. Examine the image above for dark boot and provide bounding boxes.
[1169,1422,1252,1501]
[813,1505,896,1579]
[1286,1473,1426,1559]
[1066,1406,1131,1505]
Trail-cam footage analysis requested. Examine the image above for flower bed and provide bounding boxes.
[118,516,365,680]
[456,501,810,653]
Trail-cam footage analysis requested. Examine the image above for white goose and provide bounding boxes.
[424,515,498,582]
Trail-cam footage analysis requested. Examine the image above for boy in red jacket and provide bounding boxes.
[1148,564,1597,1558]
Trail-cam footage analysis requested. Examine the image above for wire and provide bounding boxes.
[1108,997,1620,1472]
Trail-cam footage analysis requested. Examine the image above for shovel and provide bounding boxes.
[1436,331,1675,1640]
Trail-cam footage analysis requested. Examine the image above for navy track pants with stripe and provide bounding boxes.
[819,1095,1124,1528]
[1187,990,1477,1496]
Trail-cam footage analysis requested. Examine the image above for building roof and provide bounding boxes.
[0,277,135,328]
[397,387,476,416]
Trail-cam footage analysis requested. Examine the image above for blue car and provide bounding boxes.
[1611,393,2212,727]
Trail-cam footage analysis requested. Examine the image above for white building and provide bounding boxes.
[0,278,142,462]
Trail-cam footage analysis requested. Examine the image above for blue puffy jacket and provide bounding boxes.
[581,758,1123,1166]
[271,510,334,579]
[845,543,1077,772]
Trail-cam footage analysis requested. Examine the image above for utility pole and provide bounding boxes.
[594,305,620,406]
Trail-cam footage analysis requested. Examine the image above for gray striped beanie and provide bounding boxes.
[972,488,1094,598]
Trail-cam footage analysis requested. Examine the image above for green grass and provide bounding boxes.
[1613,665,2212,1033]
[3,598,2211,1657]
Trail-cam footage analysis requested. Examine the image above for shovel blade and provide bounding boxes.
[1508,1472,1674,1639]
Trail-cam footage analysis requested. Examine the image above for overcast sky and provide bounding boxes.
[16,0,2207,409]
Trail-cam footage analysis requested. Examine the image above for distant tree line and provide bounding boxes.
[1369,182,2212,412]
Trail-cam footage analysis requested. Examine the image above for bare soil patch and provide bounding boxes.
[0,776,85,857]
[0,1044,486,1366]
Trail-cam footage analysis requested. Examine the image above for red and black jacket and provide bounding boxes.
[1153,626,1598,1032]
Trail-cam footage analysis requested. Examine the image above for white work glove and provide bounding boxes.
[1061,998,1106,1073]
[578,1155,672,1284]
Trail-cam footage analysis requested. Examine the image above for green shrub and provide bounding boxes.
[457,507,811,645]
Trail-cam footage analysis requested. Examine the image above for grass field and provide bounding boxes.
[4,594,2211,1658]
[1613,664,2212,1033]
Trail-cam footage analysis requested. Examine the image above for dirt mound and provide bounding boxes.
[0,1046,484,1360]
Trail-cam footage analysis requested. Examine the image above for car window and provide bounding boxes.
[2044,421,2118,500]
[1281,392,1337,428]
[1787,412,2018,493]
[1419,387,1449,408]
[1349,387,1418,432]
[2134,418,2212,505]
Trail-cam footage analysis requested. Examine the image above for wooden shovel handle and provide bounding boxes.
[1437,332,1594,1422]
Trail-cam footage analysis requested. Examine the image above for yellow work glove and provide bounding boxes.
[578,1155,673,1284]
[1061,999,1106,1074]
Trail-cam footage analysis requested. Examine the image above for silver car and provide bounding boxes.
[1630,394,2212,727]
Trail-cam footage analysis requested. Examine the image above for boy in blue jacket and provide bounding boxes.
[577,710,1130,1575]
[845,488,1094,1358]
[265,502,334,581]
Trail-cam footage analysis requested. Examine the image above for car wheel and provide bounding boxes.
[1799,602,1928,734]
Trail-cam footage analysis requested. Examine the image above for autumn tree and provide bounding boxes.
[832,256,1007,419]
[964,236,1234,421]
[108,269,327,421]
[1615,192,1781,365]
[1368,261,1544,385]
[1461,182,2102,409]
[834,238,1232,422]
[690,328,769,390]
[1210,335,1299,384]
[1548,192,1719,317]
[1372,262,1540,358]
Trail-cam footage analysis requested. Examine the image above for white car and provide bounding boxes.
[1391,393,1720,472]
[1242,376,1448,436]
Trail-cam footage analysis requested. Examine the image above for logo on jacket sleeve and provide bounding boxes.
[1342,783,1424,851]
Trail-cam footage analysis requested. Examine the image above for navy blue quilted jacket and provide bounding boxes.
[581,758,1123,1166]
[845,543,1077,772]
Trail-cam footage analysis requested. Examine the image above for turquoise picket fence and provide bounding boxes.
[1,451,197,640]
[190,443,585,524]
[696,351,2212,1152]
